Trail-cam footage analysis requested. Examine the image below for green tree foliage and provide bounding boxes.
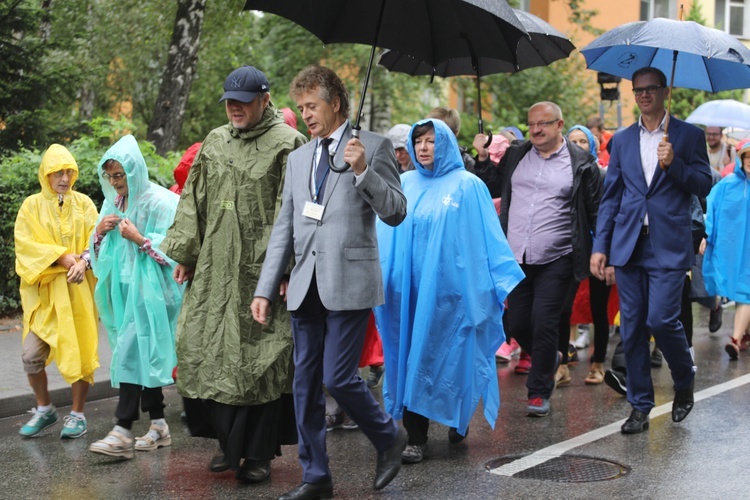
[0,0,77,154]
[452,53,597,149]
[0,117,179,313]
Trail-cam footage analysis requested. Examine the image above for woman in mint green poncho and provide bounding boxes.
[88,135,184,460]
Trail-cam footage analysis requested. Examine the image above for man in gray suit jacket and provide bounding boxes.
[251,66,407,500]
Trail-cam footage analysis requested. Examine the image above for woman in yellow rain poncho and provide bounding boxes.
[14,144,99,440]
[87,135,183,460]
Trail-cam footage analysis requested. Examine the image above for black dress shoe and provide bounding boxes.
[279,480,333,500]
[604,369,627,396]
[672,378,695,422]
[235,459,271,483]
[448,426,469,443]
[209,452,230,473]
[621,409,650,434]
[650,347,663,368]
[373,427,407,490]
[709,305,723,333]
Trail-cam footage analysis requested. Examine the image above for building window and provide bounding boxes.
[640,0,675,20]
[715,0,748,38]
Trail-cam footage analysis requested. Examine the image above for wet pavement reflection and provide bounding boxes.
[0,304,748,499]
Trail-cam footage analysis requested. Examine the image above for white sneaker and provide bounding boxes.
[135,424,171,451]
[573,331,589,349]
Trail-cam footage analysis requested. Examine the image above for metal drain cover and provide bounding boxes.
[485,454,630,483]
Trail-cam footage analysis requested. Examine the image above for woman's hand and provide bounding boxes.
[56,253,78,270]
[699,238,707,255]
[97,215,121,235]
[66,259,87,284]
[118,219,144,245]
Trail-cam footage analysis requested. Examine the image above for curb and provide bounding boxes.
[0,379,119,420]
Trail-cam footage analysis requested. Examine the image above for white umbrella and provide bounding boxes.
[686,99,750,130]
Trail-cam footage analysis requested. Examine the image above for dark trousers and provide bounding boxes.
[403,408,429,445]
[616,235,695,413]
[589,276,613,363]
[291,273,398,483]
[610,273,693,374]
[680,273,694,347]
[505,254,573,399]
[115,382,165,429]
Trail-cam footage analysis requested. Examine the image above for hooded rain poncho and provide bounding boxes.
[703,161,750,303]
[163,105,307,406]
[374,119,524,435]
[14,145,99,384]
[90,135,183,388]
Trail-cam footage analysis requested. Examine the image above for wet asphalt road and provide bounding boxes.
[1,304,748,499]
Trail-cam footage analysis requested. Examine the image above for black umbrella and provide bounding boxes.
[378,9,575,141]
[243,0,528,171]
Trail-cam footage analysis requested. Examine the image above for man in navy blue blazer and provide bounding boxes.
[590,67,712,434]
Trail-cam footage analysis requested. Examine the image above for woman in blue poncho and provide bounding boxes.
[88,135,184,459]
[702,141,750,360]
[374,119,524,464]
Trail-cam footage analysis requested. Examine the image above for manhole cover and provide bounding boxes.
[485,454,630,483]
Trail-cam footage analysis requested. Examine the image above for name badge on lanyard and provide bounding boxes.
[303,201,325,221]
[304,147,330,221]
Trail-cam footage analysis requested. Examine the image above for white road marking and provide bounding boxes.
[488,373,750,476]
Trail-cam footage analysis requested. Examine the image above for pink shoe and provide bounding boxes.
[515,351,532,375]
[496,338,521,363]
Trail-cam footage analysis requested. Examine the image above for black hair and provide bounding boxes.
[632,67,667,87]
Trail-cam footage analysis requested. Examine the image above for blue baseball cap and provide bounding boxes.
[220,66,269,103]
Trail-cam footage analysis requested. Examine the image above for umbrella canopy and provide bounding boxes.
[580,18,750,92]
[686,99,750,130]
[378,9,573,77]
[244,0,527,67]
[244,0,528,171]
[378,9,575,134]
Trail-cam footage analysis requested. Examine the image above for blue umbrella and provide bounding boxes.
[580,18,750,92]
[581,17,750,167]
[686,99,750,130]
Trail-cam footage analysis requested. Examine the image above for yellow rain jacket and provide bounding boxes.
[14,144,100,384]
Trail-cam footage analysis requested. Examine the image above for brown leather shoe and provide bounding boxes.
[585,362,605,385]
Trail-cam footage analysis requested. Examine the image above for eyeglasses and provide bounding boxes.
[526,119,560,129]
[50,169,75,178]
[102,172,126,181]
[633,85,664,96]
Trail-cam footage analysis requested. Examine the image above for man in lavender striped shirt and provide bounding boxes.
[483,102,601,417]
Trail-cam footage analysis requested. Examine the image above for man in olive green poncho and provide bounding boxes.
[163,66,306,484]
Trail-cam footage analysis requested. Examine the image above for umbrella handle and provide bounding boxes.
[328,127,360,173]
[659,132,669,170]
[484,130,493,149]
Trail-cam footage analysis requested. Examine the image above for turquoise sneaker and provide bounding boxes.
[19,406,59,437]
[60,414,87,439]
